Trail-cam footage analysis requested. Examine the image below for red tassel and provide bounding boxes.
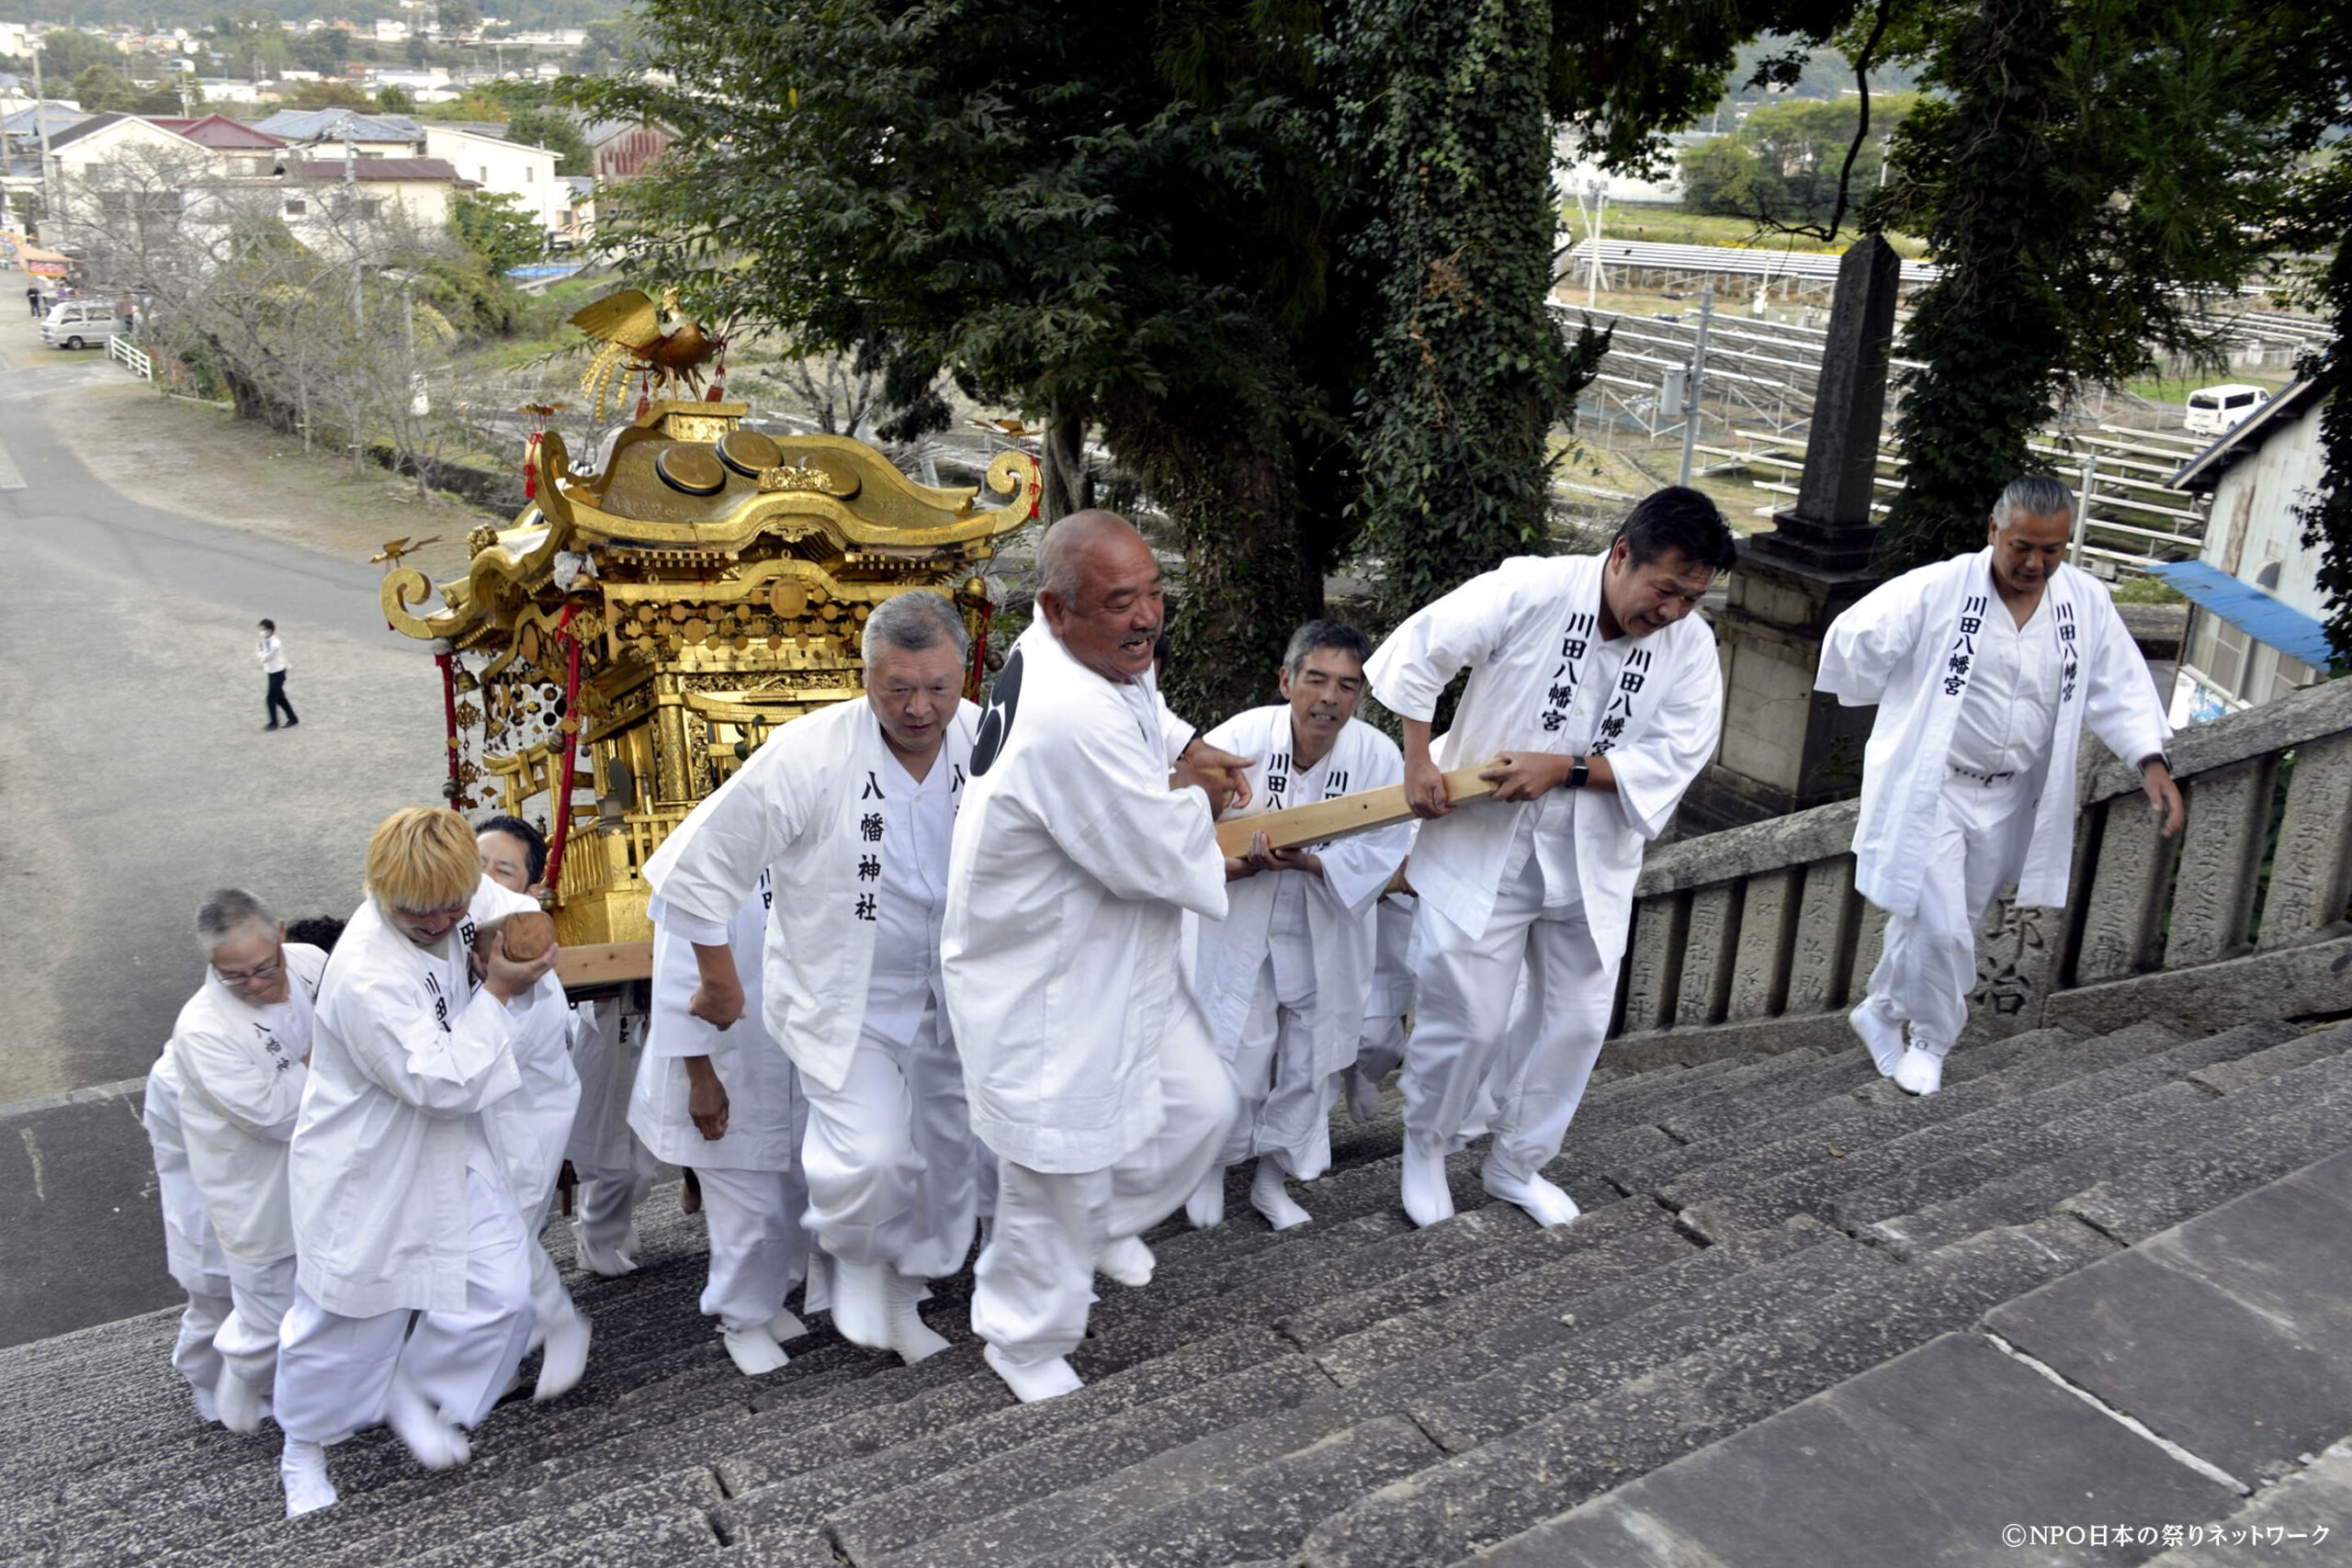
[523,431,541,500]
[635,370,652,422]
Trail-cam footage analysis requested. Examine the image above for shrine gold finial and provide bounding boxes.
[571,286,726,420]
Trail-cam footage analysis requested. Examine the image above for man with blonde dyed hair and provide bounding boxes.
[274,807,556,1517]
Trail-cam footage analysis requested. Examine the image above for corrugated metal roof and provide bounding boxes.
[2147,559,2343,671]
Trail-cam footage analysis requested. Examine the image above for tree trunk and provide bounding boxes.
[1040,404,1095,523]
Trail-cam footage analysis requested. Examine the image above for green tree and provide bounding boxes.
[284,78,375,109]
[447,188,545,276]
[1871,0,2292,568]
[505,108,592,176]
[377,85,418,114]
[1681,94,1913,228]
[436,0,482,37]
[586,0,1374,719]
[40,29,127,83]
[71,63,181,114]
[291,26,352,74]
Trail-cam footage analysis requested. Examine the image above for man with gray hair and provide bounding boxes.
[645,587,982,1366]
[146,889,331,1433]
[1821,473,2182,1095]
[1186,619,1410,1230]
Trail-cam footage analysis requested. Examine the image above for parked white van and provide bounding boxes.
[39,299,122,350]
[2184,383,2267,436]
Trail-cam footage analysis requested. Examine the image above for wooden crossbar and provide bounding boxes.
[1213,763,1498,857]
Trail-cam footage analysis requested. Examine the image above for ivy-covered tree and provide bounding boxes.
[1349,0,1863,627]
[504,108,594,177]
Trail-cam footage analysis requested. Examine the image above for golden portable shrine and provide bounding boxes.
[379,394,1038,959]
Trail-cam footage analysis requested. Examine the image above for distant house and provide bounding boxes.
[577,117,668,184]
[250,108,425,159]
[145,113,286,177]
[422,122,562,235]
[554,174,595,248]
[2156,378,2345,724]
[2,102,93,153]
[278,155,476,241]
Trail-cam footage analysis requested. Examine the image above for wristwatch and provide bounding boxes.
[1566,755,1591,790]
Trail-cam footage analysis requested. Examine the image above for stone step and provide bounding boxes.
[1275,1207,1691,1350]
[1402,1228,1899,1455]
[361,1469,722,1568]
[1861,1045,2352,1258]
[716,1325,1296,1505]
[1683,1019,2301,1237]
[1323,1216,1839,1395]
[1601,1024,2091,1195]
[2184,1020,2352,1096]
[1026,1415,1443,1568]
[501,1506,729,1568]
[1647,1049,1879,1145]
[790,1354,1339,1562]
[1623,1021,2185,1205]
[1293,1215,2116,1568]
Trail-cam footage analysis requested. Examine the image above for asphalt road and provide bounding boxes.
[0,321,456,1105]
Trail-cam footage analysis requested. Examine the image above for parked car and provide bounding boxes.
[39,299,122,351]
[2184,383,2267,436]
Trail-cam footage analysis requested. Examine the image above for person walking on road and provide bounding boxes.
[258,620,300,730]
[26,283,43,319]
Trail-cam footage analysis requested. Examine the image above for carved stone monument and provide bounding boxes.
[1682,234,1903,830]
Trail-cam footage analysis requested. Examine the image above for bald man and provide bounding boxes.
[943,511,1250,1402]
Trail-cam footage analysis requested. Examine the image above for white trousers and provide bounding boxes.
[1863,769,2036,1055]
[524,1224,579,1335]
[1353,1011,1409,1086]
[799,1006,979,1280]
[696,1165,812,1333]
[215,1253,297,1393]
[1217,962,1336,1177]
[171,1283,232,1404]
[572,1138,658,1253]
[1401,858,1620,1182]
[153,1115,231,1401]
[970,1006,1236,1368]
[273,1168,535,1445]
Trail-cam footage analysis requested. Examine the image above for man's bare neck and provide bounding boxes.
[1289,716,1339,771]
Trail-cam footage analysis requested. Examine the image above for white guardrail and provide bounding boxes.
[108,335,152,381]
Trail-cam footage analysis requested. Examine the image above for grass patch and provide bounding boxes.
[2111,574,2188,605]
[1566,204,1929,259]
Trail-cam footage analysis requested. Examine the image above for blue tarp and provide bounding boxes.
[2146,559,2343,672]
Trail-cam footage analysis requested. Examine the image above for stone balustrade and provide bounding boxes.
[1609,673,2352,1069]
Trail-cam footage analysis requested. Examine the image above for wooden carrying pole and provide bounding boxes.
[557,941,652,988]
[1213,764,1498,857]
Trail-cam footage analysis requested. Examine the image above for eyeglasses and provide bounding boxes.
[214,953,285,987]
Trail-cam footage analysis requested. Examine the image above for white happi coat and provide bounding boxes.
[564,994,641,1169]
[164,942,329,1266]
[485,972,579,1223]
[289,876,539,1317]
[943,618,1226,1173]
[1364,552,1724,957]
[1191,707,1409,1077]
[630,876,802,1170]
[645,695,978,1095]
[1819,549,2170,918]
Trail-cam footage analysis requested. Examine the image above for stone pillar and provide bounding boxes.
[1682,235,1903,831]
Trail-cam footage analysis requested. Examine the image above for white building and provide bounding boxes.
[2157,378,2345,724]
[278,154,475,246]
[421,123,561,235]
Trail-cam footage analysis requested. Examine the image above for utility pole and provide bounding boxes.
[341,114,363,328]
[31,36,56,244]
[1577,176,1608,310]
[1678,281,1713,486]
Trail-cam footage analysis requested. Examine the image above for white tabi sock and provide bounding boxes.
[1480,1162,1581,1227]
[984,1343,1084,1404]
[279,1438,337,1517]
[830,1258,893,1352]
[386,1376,468,1471]
[215,1365,263,1436]
[1095,1235,1155,1289]
[1344,1066,1384,1124]
[534,1306,592,1402]
[765,1306,808,1345]
[888,1272,951,1364]
[1183,1167,1227,1230]
[1250,1159,1312,1231]
[722,1326,790,1376]
[1849,1000,1907,1077]
[1893,1043,1948,1097]
[190,1383,220,1426]
[1400,1138,1454,1228]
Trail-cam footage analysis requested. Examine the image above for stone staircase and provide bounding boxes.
[6,1005,2350,1568]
